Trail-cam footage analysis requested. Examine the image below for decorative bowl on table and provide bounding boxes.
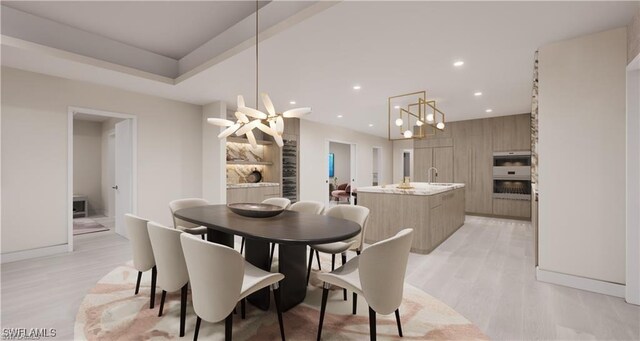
[227,203,285,218]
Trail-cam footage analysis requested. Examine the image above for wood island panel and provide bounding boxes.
[360,187,465,254]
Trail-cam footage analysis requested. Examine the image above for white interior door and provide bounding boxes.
[114,120,133,238]
[106,133,116,217]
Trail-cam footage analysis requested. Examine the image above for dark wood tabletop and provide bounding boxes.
[173,204,361,245]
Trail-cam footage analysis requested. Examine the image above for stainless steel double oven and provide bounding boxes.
[493,151,532,201]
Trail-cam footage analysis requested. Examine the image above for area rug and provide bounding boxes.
[75,256,488,340]
[73,218,110,236]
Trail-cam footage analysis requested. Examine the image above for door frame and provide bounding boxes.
[67,106,137,252]
[372,146,383,186]
[325,139,357,204]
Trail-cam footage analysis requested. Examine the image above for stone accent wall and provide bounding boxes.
[531,51,539,184]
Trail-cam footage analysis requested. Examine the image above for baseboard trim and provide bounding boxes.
[1,244,69,264]
[536,267,625,298]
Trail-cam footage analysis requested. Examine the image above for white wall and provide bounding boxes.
[1,67,203,254]
[202,101,227,205]
[538,28,627,284]
[392,139,413,183]
[299,119,393,203]
[329,141,351,185]
[73,119,103,215]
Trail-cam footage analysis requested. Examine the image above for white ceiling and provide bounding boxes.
[2,1,638,138]
[2,1,267,60]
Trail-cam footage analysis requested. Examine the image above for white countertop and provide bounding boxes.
[227,182,280,189]
[357,182,465,196]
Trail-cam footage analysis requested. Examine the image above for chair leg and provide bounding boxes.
[201,234,205,240]
[225,312,233,341]
[135,271,142,295]
[317,286,329,341]
[273,285,286,341]
[306,247,314,285]
[150,266,157,309]
[193,316,201,341]
[369,307,377,341]
[331,254,335,271]
[341,253,347,300]
[352,293,357,315]
[180,283,188,337]
[356,250,361,256]
[241,298,246,319]
[240,237,245,254]
[315,250,322,270]
[269,243,276,268]
[158,290,167,316]
[395,309,403,337]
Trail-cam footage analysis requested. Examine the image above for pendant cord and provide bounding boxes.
[255,0,259,109]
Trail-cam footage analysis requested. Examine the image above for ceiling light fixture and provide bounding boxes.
[289,101,296,105]
[486,109,493,113]
[337,114,343,118]
[207,1,310,148]
[388,90,446,140]
[474,92,482,96]
[453,60,464,67]
[353,85,361,90]
[368,123,374,127]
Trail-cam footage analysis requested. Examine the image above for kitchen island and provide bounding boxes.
[358,182,465,254]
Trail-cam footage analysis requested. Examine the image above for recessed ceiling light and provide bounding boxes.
[394,105,400,109]
[453,60,464,67]
[337,114,343,118]
[368,123,373,127]
[353,85,361,90]
[289,101,296,105]
[485,109,493,113]
[474,92,482,96]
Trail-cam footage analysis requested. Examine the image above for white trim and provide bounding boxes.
[1,244,68,264]
[68,107,138,252]
[536,267,625,298]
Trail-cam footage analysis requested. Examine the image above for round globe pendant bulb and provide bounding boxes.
[395,118,403,126]
[416,120,424,126]
[403,130,413,138]
[426,114,434,122]
[436,122,445,130]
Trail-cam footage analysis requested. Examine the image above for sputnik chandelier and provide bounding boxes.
[207,0,311,148]
[388,90,445,141]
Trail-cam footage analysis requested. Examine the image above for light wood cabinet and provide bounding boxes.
[360,188,465,254]
[492,198,531,218]
[492,114,531,152]
[452,119,493,215]
[227,185,280,204]
[413,146,453,183]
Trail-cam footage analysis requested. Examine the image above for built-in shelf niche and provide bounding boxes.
[226,135,281,186]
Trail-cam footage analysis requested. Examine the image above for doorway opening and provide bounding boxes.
[327,140,356,205]
[372,147,382,186]
[68,107,136,251]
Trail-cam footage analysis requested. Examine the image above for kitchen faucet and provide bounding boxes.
[427,167,438,184]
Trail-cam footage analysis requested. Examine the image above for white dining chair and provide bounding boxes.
[180,233,286,341]
[125,213,157,309]
[169,198,209,239]
[307,205,369,301]
[147,222,190,337]
[316,229,414,341]
[240,197,292,259]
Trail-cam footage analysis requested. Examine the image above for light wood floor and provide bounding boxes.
[2,216,638,340]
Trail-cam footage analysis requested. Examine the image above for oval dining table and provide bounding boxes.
[173,204,361,312]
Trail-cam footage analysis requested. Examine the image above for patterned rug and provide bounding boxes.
[73,218,110,236]
[75,256,488,340]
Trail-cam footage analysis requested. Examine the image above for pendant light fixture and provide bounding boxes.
[387,90,445,141]
[207,0,311,148]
